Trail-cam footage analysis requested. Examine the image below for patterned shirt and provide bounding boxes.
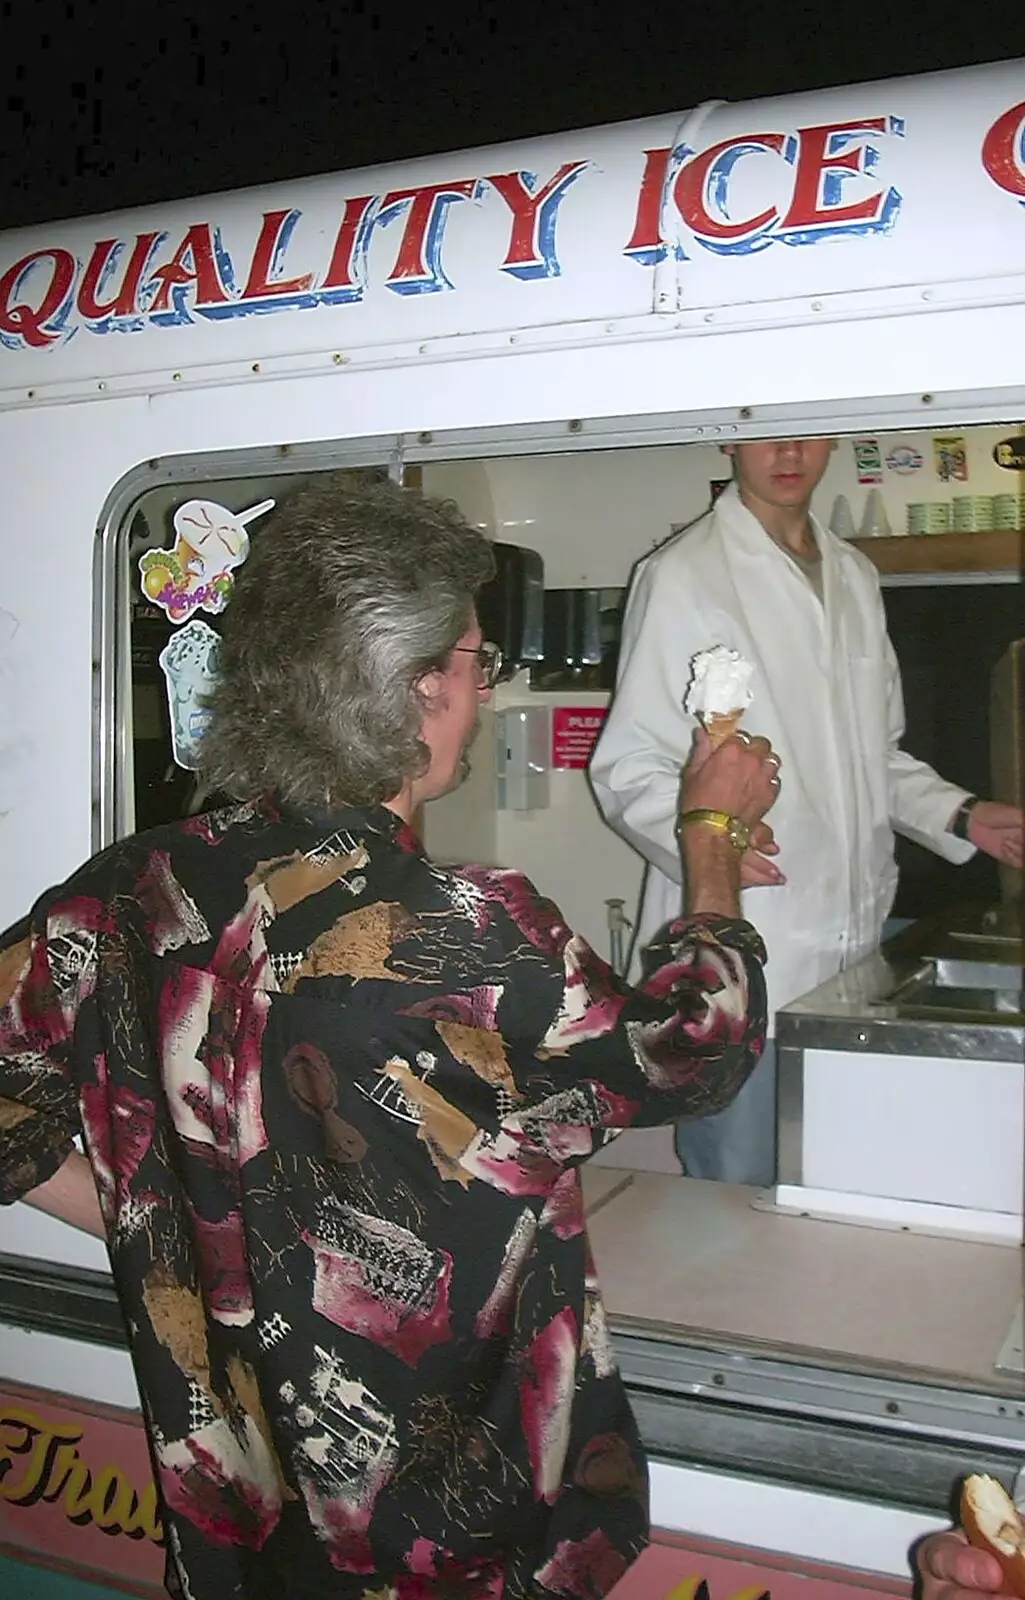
[0,799,766,1600]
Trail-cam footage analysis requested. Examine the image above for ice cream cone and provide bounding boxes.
[703,710,745,748]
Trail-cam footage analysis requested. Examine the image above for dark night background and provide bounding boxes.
[2,2,1022,230]
[2,4,1021,917]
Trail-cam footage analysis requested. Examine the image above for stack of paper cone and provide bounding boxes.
[703,710,745,748]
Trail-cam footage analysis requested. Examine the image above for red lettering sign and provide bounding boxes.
[782,119,891,230]
[552,706,607,769]
[487,162,590,278]
[380,180,480,292]
[241,210,315,300]
[78,234,162,322]
[624,147,673,263]
[982,101,1025,198]
[674,135,787,241]
[322,194,378,296]
[0,248,76,347]
[148,223,232,314]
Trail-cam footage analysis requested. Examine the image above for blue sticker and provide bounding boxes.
[885,444,924,475]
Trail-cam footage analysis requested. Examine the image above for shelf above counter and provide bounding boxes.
[850,527,1023,577]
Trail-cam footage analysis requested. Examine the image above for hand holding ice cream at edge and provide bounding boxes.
[681,646,785,897]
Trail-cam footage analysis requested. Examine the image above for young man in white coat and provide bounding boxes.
[589,437,1024,1187]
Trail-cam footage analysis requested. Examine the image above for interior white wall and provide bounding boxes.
[425,444,726,587]
[426,424,1023,595]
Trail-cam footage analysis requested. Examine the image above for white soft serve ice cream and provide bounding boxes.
[685,645,755,718]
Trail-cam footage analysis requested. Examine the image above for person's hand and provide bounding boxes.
[678,728,782,918]
[965,802,1023,869]
[681,725,781,831]
[916,1529,1011,1600]
[740,820,786,888]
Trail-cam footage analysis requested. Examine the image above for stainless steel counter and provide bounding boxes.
[776,901,1023,1062]
[773,903,1024,1236]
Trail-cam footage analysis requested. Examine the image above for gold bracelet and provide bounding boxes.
[678,808,750,852]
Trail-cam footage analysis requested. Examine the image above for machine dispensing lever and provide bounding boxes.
[605,897,633,978]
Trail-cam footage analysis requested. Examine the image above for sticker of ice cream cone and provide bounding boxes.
[139,496,274,625]
[685,645,755,745]
[159,617,222,770]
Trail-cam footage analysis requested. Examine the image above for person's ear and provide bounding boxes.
[417,668,446,708]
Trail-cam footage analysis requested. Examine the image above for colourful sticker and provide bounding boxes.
[158,618,222,770]
[884,443,924,475]
[933,435,968,482]
[138,497,274,624]
[993,436,1025,470]
[853,438,883,484]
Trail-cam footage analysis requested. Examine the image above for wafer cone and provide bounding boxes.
[703,710,745,748]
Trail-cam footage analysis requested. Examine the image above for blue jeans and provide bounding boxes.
[674,1041,777,1187]
[674,921,916,1186]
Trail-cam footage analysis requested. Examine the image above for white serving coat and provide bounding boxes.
[590,484,975,1022]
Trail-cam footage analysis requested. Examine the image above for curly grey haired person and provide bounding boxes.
[198,472,496,811]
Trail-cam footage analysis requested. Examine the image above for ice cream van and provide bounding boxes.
[1,56,1023,1600]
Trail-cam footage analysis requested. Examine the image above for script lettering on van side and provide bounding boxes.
[664,1579,770,1600]
[0,100,1021,351]
[0,1402,164,1545]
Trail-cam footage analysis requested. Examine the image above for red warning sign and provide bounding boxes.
[551,706,607,770]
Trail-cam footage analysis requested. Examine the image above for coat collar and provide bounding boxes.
[269,797,424,856]
[713,481,850,639]
[709,484,850,826]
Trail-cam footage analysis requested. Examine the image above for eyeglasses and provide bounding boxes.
[450,640,503,689]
